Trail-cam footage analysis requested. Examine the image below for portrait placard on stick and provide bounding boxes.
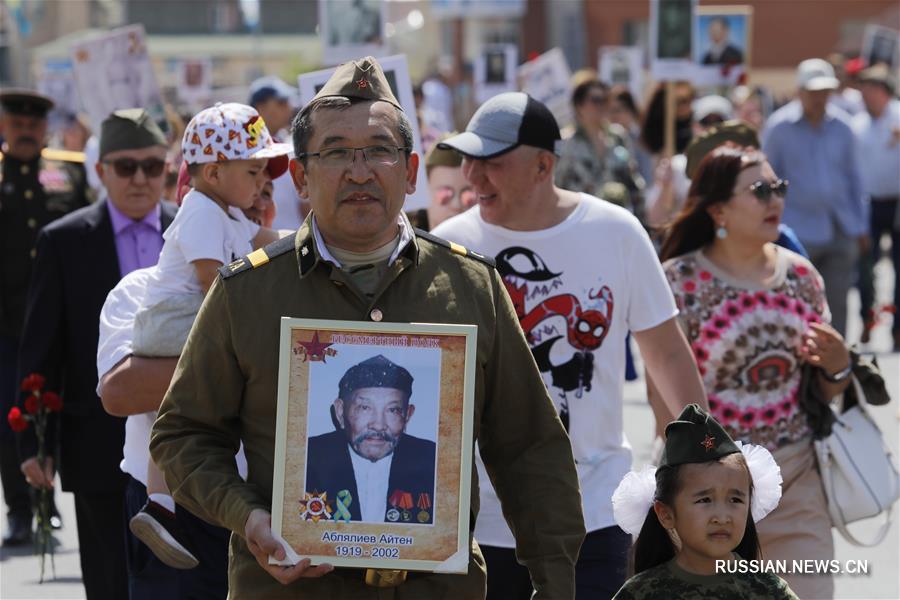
[319,0,386,65]
[176,58,213,108]
[518,47,573,130]
[693,5,752,87]
[271,319,477,573]
[862,25,899,70]
[70,25,166,134]
[298,54,430,210]
[649,0,698,81]
[598,46,644,103]
[475,45,518,104]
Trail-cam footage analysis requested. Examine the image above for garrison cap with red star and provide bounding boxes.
[658,404,741,469]
[310,56,403,112]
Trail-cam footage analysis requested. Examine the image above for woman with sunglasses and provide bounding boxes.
[657,144,850,599]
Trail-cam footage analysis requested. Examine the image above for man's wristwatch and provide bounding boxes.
[821,363,852,383]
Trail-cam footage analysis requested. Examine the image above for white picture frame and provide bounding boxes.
[319,0,387,66]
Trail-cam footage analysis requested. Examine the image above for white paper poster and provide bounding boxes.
[475,45,518,104]
[70,25,166,134]
[177,58,213,108]
[598,46,644,103]
[517,47,573,130]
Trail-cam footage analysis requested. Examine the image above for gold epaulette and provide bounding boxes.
[414,228,496,268]
[41,148,86,163]
[219,233,296,280]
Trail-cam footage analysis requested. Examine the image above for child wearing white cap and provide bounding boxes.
[129,102,292,569]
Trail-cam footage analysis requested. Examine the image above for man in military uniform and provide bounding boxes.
[0,89,89,546]
[151,57,585,598]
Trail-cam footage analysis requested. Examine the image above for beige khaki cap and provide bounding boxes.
[311,56,402,111]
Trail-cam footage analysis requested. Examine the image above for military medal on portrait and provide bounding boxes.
[270,318,477,573]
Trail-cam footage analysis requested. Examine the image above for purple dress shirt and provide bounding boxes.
[106,200,164,277]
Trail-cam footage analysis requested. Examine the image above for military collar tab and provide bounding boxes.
[296,219,322,278]
[219,233,297,280]
[414,229,496,268]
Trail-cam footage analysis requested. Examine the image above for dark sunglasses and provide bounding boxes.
[104,158,166,178]
[747,179,789,202]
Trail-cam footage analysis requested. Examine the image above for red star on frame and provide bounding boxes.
[297,331,335,362]
[701,434,715,452]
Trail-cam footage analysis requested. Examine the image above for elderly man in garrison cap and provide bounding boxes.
[0,89,90,546]
[151,56,584,598]
[305,355,436,525]
[17,109,175,600]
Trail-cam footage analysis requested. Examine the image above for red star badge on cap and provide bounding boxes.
[701,434,715,451]
[357,77,369,89]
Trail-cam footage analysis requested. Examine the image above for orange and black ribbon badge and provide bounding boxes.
[416,493,431,523]
[388,490,414,522]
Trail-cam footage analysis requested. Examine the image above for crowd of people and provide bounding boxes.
[0,46,897,600]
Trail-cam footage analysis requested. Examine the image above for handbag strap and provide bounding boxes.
[831,503,894,547]
[818,377,898,547]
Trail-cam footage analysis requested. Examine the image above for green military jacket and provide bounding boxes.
[0,148,91,337]
[150,218,585,599]
[613,558,799,600]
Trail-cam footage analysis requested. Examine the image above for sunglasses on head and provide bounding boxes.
[747,179,789,202]
[104,157,166,178]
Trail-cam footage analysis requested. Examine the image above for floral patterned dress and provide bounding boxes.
[663,247,829,450]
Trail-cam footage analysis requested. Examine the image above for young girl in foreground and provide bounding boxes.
[612,404,797,599]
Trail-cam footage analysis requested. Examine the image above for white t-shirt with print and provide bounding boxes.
[432,194,677,546]
[97,267,248,486]
[143,188,260,307]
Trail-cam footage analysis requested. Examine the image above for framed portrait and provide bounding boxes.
[862,25,899,70]
[693,5,752,87]
[297,54,431,211]
[598,46,644,103]
[270,318,477,572]
[649,0,697,81]
[176,58,213,107]
[319,0,386,65]
[474,44,517,104]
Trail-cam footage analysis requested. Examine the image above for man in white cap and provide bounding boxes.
[763,58,867,336]
[432,92,706,599]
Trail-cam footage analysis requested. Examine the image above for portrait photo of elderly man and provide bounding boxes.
[304,355,436,525]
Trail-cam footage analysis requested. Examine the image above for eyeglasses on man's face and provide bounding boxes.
[103,157,166,179]
[299,145,410,169]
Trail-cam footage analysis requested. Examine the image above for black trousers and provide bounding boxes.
[74,490,128,600]
[0,335,31,519]
[124,476,230,600]
[482,525,631,600]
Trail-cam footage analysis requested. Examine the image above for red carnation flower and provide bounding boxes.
[24,394,41,415]
[7,407,28,433]
[21,373,46,393]
[42,392,63,413]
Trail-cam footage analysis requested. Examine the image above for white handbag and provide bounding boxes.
[814,375,900,547]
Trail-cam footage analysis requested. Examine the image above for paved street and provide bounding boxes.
[2,259,899,599]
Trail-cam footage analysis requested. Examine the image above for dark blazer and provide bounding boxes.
[17,199,175,493]
[702,44,744,65]
[305,430,436,524]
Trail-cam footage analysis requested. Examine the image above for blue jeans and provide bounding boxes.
[124,476,230,600]
[482,525,631,599]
